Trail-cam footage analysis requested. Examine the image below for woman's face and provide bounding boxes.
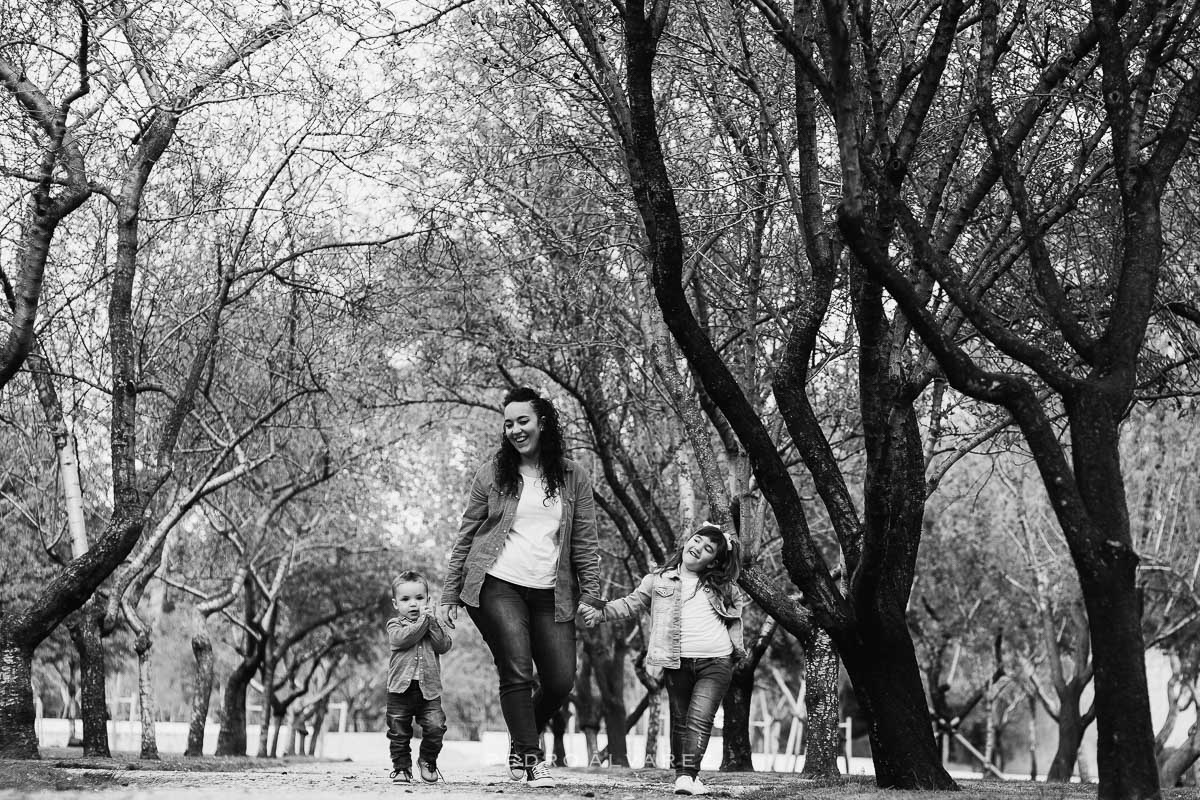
[680,533,721,573]
[504,401,543,460]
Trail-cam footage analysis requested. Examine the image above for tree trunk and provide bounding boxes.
[838,628,953,789]
[256,682,272,758]
[185,629,215,756]
[583,623,629,766]
[644,689,663,768]
[800,627,841,779]
[720,661,755,771]
[284,708,307,757]
[269,706,284,758]
[1160,722,1200,787]
[0,637,38,758]
[983,686,998,779]
[67,600,110,757]
[1065,392,1160,799]
[1047,691,1084,782]
[307,701,327,756]
[549,707,568,767]
[1028,694,1039,780]
[215,661,256,756]
[574,650,601,765]
[134,631,159,760]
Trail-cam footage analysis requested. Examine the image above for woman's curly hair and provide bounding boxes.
[494,386,567,501]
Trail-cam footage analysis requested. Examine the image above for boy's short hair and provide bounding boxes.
[391,570,428,594]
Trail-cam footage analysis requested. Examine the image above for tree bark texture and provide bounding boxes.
[1046,689,1085,781]
[67,599,110,757]
[800,627,841,779]
[1160,722,1200,787]
[0,638,38,758]
[573,647,600,765]
[644,689,663,768]
[215,660,257,756]
[307,702,327,756]
[837,623,950,788]
[1063,389,1159,797]
[186,630,215,756]
[720,663,755,771]
[581,622,629,766]
[134,631,159,760]
[550,708,568,767]
[256,671,273,758]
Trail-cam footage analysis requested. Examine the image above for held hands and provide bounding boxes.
[577,602,602,628]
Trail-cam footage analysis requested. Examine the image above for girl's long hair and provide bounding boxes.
[494,386,567,500]
[658,523,741,602]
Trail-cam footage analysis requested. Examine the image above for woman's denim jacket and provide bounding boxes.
[602,568,746,669]
[442,457,603,623]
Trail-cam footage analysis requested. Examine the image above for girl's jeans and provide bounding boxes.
[386,682,447,768]
[467,575,577,768]
[665,655,734,777]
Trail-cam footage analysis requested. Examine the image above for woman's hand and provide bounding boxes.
[577,603,601,628]
[437,603,462,629]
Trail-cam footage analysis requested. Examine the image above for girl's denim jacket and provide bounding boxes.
[602,568,746,669]
[442,457,603,623]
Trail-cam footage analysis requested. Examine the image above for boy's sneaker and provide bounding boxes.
[418,759,442,783]
[525,761,557,788]
[390,767,412,783]
[507,751,526,781]
[674,775,694,795]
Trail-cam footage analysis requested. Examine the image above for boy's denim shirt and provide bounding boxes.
[602,568,746,669]
[441,457,604,622]
[387,614,453,699]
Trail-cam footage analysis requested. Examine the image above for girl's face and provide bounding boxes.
[680,533,722,574]
[504,401,543,460]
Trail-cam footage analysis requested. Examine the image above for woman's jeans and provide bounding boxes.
[467,575,576,767]
[665,655,734,777]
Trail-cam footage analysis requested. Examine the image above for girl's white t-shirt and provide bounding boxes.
[487,466,563,589]
[678,569,734,658]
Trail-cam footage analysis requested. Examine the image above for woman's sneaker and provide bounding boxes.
[525,761,557,788]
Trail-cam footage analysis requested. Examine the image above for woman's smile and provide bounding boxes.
[504,401,543,459]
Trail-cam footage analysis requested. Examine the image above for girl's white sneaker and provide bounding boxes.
[674,775,694,794]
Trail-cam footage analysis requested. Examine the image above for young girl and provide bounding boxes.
[585,523,743,796]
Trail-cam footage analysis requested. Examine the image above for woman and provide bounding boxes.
[438,387,603,788]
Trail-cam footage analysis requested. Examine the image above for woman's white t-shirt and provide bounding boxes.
[487,466,562,589]
[679,569,733,658]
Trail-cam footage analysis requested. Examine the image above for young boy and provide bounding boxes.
[386,570,452,783]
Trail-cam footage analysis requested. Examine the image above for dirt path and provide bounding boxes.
[0,756,784,800]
